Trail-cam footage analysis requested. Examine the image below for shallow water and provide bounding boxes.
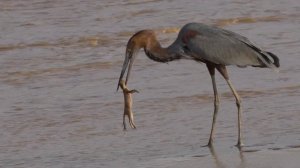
[0,0,300,167]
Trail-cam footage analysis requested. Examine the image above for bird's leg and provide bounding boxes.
[227,79,243,148]
[216,65,243,147]
[206,64,220,147]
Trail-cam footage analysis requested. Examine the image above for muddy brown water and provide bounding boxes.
[0,0,300,167]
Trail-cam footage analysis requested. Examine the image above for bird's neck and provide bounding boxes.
[144,40,181,63]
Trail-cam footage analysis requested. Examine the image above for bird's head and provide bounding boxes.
[117,30,156,90]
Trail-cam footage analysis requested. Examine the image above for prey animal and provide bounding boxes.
[119,80,139,130]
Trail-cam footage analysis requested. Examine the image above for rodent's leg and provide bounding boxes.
[128,110,136,129]
[123,113,127,130]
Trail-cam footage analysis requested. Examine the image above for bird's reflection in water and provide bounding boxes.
[237,147,246,168]
[208,146,246,168]
[208,146,226,168]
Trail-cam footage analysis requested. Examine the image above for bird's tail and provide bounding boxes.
[265,52,280,68]
[256,51,280,72]
[241,41,280,71]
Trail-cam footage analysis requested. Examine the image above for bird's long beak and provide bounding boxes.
[117,48,137,91]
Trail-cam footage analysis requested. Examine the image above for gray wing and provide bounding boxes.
[183,23,271,67]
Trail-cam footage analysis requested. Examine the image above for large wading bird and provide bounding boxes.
[117,22,280,147]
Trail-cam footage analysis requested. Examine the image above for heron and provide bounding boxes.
[117,22,280,147]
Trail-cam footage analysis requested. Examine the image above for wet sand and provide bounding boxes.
[0,0,300,167]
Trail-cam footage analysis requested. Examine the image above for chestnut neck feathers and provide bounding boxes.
[128,30,181,63]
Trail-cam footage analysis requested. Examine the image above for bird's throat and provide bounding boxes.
[144,47,180,63]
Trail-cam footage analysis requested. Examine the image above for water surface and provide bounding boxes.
[0,0,300,167]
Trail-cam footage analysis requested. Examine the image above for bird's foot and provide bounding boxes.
[235,141,244,149]
[202,140,214,148]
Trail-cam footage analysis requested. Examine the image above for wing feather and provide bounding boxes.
[180,23,278,70]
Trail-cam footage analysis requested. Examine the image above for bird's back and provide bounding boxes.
[176,23,279,69]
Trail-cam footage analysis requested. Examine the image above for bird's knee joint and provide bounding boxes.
[214,101,220,107]
[215,104,219,110]
[236,99,242,107]
[214,96,220,104]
